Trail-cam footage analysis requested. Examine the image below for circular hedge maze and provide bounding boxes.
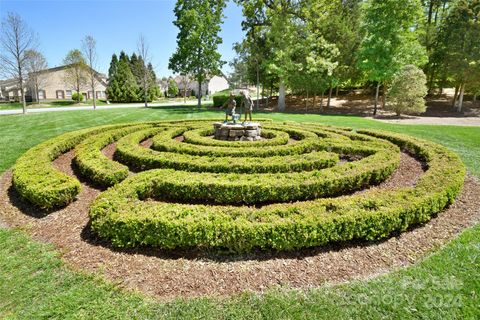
[12,119,465,252]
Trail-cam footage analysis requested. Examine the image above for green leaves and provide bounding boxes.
[386,65,428,116]
[357,0,427,83]
[169,0,226,92]
[88,123,464,252]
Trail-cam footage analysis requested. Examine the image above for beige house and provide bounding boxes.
[169,75,230,97]
[0,65,108,102]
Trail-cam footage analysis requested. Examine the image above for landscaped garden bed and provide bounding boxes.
[1,118,477,299]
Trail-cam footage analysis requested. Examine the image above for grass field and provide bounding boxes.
[0,97,200,111]
[0,106,479,319]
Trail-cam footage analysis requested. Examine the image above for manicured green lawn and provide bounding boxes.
[0,97,200,111]
[0,107,479,319]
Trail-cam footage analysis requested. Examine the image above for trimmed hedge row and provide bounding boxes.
[74,125,153,187]
[12,123,141,209]
[115,128,339,174]
[111,146,398,205]
[182,127,290,147]
[89,128,465,251]
[151,125,342,157]
[212,94,243,108]
[11,119,242,209]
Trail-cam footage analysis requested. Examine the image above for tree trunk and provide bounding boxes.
[313,94,316,109]
[261,83,265,108]
[427,68,436,95]
[373,82,380,116]
[35,82,40,104]
[278,80,286,112]
[305,89,309,112]
[20,84,26,114]
[457,83,465,112]
[335,86,339,98]
[183,89,187,104]
[452,85,459,108]
[197,80,202,108]
[92,76,97,110]
[327,87,333,108]
[256,62,260,110]
[382,84,386,109]
[427,0,434,25]
[143,77,148,108]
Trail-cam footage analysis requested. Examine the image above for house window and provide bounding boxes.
[88,91,93,99]
[96,91,101,99]
[38,90,45,100]
[65,90,72,98]
[56,90,64,99]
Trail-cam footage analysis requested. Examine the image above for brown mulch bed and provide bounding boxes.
[1,150,479,301]
[257,94,480,118]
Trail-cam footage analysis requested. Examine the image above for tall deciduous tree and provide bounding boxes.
[436,0,480,112]
[169,0,226,108]
[177,74,193,103]
[136,35,158,107]
[82,35,98,109]
[24,49,48,104]
[63,49,88,103]
[357,0,427,115]
[0,12,37,114]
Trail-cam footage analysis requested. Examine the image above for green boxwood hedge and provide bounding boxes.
[12,119,465,252]
[212,94,242,108]
[115,128,339,174]
[90,129,464,251]
[12,123,139,209]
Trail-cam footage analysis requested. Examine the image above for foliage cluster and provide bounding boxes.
[106,51,161,103]
[212,93,243,108]
[232,0,480,113]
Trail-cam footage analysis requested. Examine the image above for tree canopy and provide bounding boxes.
[169,0,226,107]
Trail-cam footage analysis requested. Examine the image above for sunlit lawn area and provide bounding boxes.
[0,106,479,319]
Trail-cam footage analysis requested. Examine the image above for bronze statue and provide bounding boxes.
[222,92,237,123]
[240,90,253,122]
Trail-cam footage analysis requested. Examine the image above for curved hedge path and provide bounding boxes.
[12,119,465,252]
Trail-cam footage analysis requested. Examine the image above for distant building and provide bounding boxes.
[0,65,108,102]
[166,75,229,97]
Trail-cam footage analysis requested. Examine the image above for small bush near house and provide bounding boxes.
[72,92,84,102]
[213,94,242,108]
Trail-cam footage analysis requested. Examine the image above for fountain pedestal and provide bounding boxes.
[213,122,262,141]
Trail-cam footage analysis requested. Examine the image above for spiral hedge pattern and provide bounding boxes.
[12,119,465,252]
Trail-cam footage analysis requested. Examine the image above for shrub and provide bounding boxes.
[89,128,464,251]
[167,79,179,97]
[13,120,465,251]
[115,128,339,173]
[386,65,428,116]
[74,125,151,187]
[71,92,84,102]
[212,94,242,108]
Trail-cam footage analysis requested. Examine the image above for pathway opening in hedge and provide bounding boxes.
[10,119,466,252]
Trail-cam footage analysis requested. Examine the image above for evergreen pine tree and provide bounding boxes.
[106,54,119,101]
[108,52,138,102]
[108,54,118,79]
